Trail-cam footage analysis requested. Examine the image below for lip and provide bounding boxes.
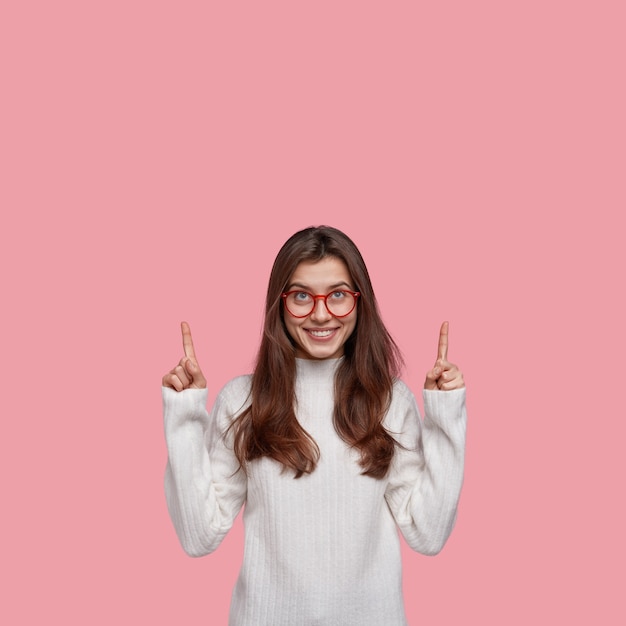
[304,327,339,341]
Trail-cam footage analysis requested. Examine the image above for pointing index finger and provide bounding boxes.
[181,321,197,360]
[437,321,449,362]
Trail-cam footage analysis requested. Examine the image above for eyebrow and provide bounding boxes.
[287,281,353,292]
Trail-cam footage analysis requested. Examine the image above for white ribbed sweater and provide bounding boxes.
[163,358,466,626]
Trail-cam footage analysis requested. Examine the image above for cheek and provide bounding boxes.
[283,316,301,342]
[343,314,357,339]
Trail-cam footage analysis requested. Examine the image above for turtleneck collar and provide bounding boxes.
[295,357,343,384]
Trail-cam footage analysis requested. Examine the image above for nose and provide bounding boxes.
[310,296,332,322]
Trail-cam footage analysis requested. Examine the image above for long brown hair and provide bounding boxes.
[232,226,403,478]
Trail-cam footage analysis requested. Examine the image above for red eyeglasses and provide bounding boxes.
[281,289,360,318]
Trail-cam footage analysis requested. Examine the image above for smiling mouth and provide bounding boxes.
[306,328,337,338]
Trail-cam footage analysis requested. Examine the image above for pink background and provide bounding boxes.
[2,1,624,624]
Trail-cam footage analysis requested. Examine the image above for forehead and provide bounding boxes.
[288,257,353,289]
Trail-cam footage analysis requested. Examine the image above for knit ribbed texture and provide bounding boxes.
[163,358,466,626]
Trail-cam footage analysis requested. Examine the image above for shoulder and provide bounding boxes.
[206,375,252,434]
[385,379,420,431]
[217,374,252,403]
[391,378,417,406]
[214,374,252,413]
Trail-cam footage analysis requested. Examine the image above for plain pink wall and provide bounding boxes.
[2,1,624,624]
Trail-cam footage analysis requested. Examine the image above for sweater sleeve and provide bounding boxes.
[384,383,467,556]
[163,379,248,557]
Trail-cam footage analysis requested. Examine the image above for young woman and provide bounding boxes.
[162,226,467,626]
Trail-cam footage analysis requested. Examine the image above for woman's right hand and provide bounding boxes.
[162,321,207,391]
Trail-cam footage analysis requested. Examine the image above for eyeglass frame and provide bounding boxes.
[281,289,361,318]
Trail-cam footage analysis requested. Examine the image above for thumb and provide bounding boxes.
[424,366,442,390]
[184,357,196,374]
[184,357,207,388]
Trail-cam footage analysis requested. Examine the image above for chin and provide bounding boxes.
[296,339,344,360]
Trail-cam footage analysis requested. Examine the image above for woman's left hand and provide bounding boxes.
[424,321,465,391]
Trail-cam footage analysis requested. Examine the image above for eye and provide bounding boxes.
[293,291,312,302]
[330,290,347,299]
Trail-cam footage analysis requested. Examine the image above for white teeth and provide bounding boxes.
[309,329,334,337]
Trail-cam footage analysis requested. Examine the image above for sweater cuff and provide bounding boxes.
[162,386,209,427]
[422,388,466,428]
